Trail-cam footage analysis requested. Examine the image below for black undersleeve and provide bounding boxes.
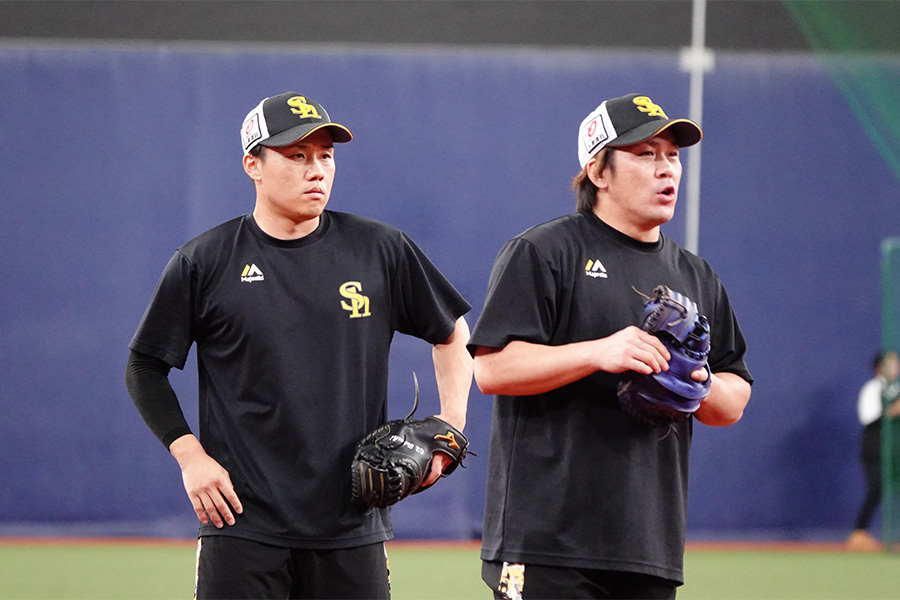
[125,349,192,448]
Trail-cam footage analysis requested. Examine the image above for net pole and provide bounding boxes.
[881,238,900,549]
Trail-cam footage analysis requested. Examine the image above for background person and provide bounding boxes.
[847,350,900,552]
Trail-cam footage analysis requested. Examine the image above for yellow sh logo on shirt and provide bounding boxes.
[340,281,371,318]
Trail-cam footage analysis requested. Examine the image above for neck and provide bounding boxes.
[592,207,661,243]
[252,208,321,240]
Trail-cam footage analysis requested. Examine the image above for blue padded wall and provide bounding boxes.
[1,43,898,540]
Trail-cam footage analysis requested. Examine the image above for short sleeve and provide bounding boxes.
[128,250,196,370]
[468,237,558,354]
[706,281,753,384]
[392,233,470,344]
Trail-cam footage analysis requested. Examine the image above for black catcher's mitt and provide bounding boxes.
[350,374,469,511]
[617,285,711,427]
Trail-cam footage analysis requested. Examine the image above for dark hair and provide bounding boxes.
[571,148,615,213]
[248,144,264,158]
[874,350,898,371]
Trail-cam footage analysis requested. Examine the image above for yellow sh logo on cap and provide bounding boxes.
[287,96,322,119]
[633,96,668,119]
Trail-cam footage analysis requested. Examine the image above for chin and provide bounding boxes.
[654,208,676,225]
[304,201,328,216]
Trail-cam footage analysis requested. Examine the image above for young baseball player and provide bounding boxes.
[125,92,473,599]
[469,93,753,599]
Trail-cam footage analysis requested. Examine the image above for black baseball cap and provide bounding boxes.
[241,92,353,155]
[578,93,702,167]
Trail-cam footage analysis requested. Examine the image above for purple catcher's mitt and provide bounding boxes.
[350,374,469,511]
[617,285,711,427]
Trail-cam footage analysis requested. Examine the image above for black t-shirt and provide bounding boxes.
[130,211,470,548]
[469,212,752,583]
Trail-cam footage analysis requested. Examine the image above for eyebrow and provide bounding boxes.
[635,137,679,151]
[292,141,334,149]
[646,137,674,146]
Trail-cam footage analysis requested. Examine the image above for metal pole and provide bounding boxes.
[881,238,900,549]
[681,0,712,254]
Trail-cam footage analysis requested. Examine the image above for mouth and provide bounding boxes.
[658,185,677,201]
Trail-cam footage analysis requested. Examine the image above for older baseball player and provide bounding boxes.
[469,93,752,599]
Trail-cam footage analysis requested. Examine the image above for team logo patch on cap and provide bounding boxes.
[242,112,263,152]
[578,102,617,168]
[582,116,610,158]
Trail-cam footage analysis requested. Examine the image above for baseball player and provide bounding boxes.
[468,93,753,599]
[125,91,473,599]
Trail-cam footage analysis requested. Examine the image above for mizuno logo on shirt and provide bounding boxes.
[240,264,265,283]
[585,259,608,279]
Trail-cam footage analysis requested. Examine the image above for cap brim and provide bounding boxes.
[263,123,354,148]
[609,118,703,149]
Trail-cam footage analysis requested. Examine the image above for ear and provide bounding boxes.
[585,156,608,191]
[243,153,262,182]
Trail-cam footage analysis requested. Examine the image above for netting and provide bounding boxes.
[881,238,900,548]
[786,1,900,549]
[783,1,900,185]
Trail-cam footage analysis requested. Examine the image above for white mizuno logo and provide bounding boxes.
[240,263,265,283]
[584,259,608,279]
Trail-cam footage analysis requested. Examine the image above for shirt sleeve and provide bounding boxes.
[128,250,196,370]
[858,378,883,426]
[392,232,471,344]
[706,280,753,384]
[468,237,557,354]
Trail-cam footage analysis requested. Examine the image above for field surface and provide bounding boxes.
[2,539,900,599]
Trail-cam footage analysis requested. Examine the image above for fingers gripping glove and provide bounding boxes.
[350,374,469,511]
[617,285,711,427]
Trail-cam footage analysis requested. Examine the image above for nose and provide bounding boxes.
[656,155,675,178]
[307,158,326,179]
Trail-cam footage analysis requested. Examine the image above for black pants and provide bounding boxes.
[195,536,390,599]
[483,561,678,600]
[855,422,883,530]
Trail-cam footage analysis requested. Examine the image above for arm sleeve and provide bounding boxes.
[125,348,193,449]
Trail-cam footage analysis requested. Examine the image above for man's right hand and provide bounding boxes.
[168,435,243,528]
[592,325,671,375]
